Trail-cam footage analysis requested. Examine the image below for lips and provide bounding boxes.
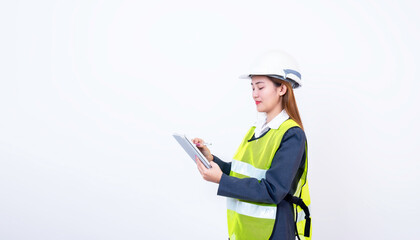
[255,101,261,105]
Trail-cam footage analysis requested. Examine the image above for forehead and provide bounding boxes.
[251,75,270,84]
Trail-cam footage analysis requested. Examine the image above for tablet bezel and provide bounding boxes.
[173,133,212,169]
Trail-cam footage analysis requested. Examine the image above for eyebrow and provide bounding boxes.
[251,81,264,85]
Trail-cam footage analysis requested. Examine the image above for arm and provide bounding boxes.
[217,127,306,204]
[212,155,232,175]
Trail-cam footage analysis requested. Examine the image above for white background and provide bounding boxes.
[1,0,419,239]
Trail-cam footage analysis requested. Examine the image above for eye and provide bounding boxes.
[258,87,264,90]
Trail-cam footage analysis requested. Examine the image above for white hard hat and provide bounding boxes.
[240,50,302,88]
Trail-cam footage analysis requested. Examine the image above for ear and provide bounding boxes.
[278,84,287,96]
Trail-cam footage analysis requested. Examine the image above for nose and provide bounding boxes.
[253,89,258,99]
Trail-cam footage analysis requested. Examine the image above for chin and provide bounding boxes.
[256,106,265,112]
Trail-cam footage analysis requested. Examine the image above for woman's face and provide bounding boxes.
[251,76,283,113]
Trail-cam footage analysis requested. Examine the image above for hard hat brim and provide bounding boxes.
[239,74,302,89]
[239,74,252,79]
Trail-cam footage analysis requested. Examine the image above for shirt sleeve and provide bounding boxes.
[212,155,231,175]
[217,127,306,204]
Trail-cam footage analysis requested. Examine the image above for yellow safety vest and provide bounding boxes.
[227,119,311,240]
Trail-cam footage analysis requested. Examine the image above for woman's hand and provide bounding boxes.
[195,156,223,184]
[191,138,214,162]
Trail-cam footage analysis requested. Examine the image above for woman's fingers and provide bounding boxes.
[195,156,222,184]
[195,156,205,174]
[192,138,203,145]
[193,138,212,159]
[192,138,207,148]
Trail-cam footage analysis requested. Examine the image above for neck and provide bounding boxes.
[266,106,283,123]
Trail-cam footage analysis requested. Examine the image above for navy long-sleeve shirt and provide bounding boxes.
[213,126,307,240]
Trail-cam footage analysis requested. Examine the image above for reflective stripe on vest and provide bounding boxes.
[231,159,267,180]
[227,198,276,219]
[296,205,311,222]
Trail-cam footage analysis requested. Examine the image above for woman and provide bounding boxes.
[193,50,311,240]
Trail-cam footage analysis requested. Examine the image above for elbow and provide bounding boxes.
[261,180,289,204]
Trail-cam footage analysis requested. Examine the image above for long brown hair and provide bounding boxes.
[268,77,304,131]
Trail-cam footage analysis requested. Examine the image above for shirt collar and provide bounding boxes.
[253,109,290,130]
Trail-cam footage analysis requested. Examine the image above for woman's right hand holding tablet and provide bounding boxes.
[192,138,214,162]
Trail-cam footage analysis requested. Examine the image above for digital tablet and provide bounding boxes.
[172,133,211,169]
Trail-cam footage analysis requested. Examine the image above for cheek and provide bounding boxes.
[266,91,280,105]
[260,88,271,98]
[264,89,277,99]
